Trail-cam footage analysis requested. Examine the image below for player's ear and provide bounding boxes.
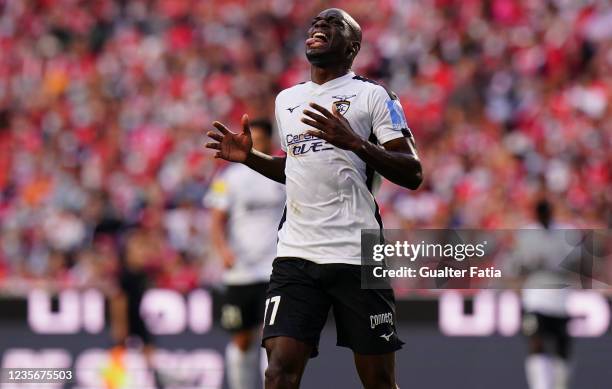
[350,41,360,59]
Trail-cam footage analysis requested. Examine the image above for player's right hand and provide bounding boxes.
[205,114,253,163]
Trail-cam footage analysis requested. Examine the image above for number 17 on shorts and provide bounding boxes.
[264,296,281,326]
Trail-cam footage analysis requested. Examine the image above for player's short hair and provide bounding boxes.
[535,198,554,227]
[343,13,361,44]
[249,118,273,137]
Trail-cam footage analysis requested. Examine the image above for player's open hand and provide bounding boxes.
[205,114,253,162]
[301,102,364,151]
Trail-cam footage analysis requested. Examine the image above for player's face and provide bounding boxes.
[251,127,271,154]
[306,9,353,67]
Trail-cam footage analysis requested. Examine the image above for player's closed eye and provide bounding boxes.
[310,17,345,29]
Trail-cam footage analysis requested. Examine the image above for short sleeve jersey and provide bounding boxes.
[204,164,286,284]
[274,71,413,265]
[512,223,579,316]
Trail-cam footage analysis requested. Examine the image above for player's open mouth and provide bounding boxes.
[306,32,328,48]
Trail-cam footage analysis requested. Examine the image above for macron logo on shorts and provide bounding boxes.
[370,312,393,329]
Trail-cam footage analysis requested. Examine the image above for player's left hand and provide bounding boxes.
[301,102,364,151]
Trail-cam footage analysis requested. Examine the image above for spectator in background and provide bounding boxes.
[0,0,609,294]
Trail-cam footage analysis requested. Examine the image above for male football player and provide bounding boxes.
[206,8,422,389]
[110,226,164,388]
[513,199,578,389]
[205,119,285,389]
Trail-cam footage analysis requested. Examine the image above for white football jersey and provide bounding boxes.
[204,164,286,284]
[513,223,579,317]
[274,71,412,265]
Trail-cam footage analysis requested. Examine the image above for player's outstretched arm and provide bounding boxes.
[205,114,286,184]
[302,103,422,190]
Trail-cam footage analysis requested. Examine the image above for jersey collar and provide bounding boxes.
[309,71,355,94]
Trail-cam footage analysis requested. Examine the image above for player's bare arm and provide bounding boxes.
[210,208,236,269]
[302,102,423,190]
[109,288,128,344]
[206,114,287,184]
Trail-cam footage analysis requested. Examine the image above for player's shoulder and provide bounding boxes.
[276,81,310,103]
[350,74,399,100]
[216,163,249,184]
[228,163,252,177]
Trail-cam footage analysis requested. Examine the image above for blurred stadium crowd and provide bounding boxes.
[0,0,610,294]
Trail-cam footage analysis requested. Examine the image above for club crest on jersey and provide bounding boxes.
[333,100,350,115]
[332,94,356,115]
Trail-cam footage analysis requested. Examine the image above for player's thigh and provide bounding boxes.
[354,352,397,389]
[262,258,331,357]
[330,266,403,355]
[523,312,571,357]
[263,336,313,386]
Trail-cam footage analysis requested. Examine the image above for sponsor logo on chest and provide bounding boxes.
[286,132,333,156]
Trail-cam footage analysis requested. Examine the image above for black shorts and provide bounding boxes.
[262,257,403,358]
[221,281,268,332]
[127,314,153,345]
[522,311,571,359]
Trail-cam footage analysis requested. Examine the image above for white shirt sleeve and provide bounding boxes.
[203,171,231,211]
[369,85,412,145]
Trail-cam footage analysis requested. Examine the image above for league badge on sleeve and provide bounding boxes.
[332,94,356,115]
[386,99,409,130]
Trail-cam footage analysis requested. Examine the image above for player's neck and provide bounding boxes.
[310,65,351,85]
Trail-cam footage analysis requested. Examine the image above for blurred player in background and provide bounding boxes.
[109,224,164,389]
[206,8,422,389]
[205,119,285,389]
[513,198,580,389]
